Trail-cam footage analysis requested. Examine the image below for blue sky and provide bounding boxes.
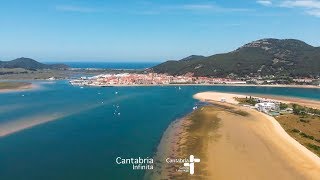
[0,0,319,62]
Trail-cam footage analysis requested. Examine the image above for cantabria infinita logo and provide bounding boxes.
[183,155,200,175]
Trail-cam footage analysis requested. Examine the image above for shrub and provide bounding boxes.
[291,129,300,133]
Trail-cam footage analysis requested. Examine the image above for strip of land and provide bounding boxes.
[0,82,36,93]
[149,92,320,179]
[194,91,320,109]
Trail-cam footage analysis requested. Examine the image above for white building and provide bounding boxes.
[255,102,277,113]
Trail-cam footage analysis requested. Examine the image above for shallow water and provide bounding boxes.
[0,81,319,180]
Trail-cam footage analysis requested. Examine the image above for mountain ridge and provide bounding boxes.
[0,57,69,70]
[152,38,320,77]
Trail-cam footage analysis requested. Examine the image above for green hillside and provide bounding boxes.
[0,57,68,70]
[152,39,320,77]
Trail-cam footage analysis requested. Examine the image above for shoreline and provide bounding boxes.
[74,83,320,89]
[194,91,320,109]
[151,91,320,179]
[144,118,185,179]
[195,92,320,177]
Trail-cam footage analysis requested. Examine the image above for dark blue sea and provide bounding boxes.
[0,67,319,180]
[56,62,160,69]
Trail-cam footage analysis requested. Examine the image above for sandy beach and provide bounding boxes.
[0,82,37,93]
[193,92,320,179]
[194,91,320,109]
[150,91,320,179]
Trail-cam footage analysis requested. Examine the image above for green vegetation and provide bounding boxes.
[234,96,258,106]
[0,57,68,70]
[292,104,320,116]
[276,112,320,157]
[290,129,319,142]
[299,119,310,123]
[152,38,320,77]
[280,102,289,110]
[0,67,142,80]
[291,129,300,133]
[308,143,320,152]
[300,132,315,140]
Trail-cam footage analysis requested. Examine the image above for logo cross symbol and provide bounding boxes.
[184,155,200,175]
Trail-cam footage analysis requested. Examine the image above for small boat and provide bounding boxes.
[178,86,181,90]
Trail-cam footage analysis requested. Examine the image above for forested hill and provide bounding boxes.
[152,39,320,77]
[0,57,68,70]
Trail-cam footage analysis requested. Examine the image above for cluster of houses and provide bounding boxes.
[218,96,293,116]
[255,101,280,114]
[70,73,247,86]
[247,77,320,86]
[246,98,292,116]
[68,72,320,87]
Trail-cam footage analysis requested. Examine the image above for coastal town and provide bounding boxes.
[69,73,247,86]
[69,72,320,87]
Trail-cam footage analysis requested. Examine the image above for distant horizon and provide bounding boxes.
[1,0,320,61]
[1,37,319,63]
[0,58,164,63]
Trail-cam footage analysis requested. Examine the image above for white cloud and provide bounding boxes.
[257,0,273,6]
[306,8,320,16]
[256,0,320,17]
[56,3,252,15]
[175,4,252,12]
[279,0,320,17]
[280,0,320,8]
[181,4,214,10]
[56,5,98,13]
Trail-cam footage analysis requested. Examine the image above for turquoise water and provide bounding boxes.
[0,81,319,180]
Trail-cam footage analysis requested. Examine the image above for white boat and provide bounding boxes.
[70,80,85,86]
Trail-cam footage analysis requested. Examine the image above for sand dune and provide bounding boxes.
[193,92,246,104]
[193,92,320,179]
